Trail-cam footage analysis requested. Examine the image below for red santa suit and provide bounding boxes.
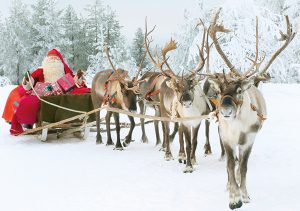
[6,49,90,135]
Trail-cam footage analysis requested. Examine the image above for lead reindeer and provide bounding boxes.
[208,8,295,209]
[91,47,141,150]
[145,20,211,172]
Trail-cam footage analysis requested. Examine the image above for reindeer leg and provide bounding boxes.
[239,140,254,204]
[183,125,193,173]
[218,126,226,161]
[163,121,173,161]
[169,122,179,143]
[160,120,166,152]
[191,124,200,165]
[95,110,102,144]
[106,111,114,146]
[154,108,161,146]
[204,120,212,155]
[178,123,186,164]
[139,101,149,143]
[123,116,135,147]
[224,143,243,210]
[113,112,123,150]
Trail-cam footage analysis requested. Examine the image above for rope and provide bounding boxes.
[18,105,210,136]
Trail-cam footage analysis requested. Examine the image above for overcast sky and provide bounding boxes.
[0,0,203,43]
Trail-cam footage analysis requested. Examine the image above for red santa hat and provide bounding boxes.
[46,49,74,76]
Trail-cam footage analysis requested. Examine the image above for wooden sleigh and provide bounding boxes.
[20,93,155,142]
[37,93,95,141]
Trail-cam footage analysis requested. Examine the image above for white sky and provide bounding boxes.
[0,0,203,44]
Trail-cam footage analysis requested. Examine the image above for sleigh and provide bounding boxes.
[37,93,96,141]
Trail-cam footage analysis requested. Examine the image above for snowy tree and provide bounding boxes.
[61,5,90,71]
[86,4,127,78]
[30,0,69,68]
[1,0,32,84]
[130,27,149,72]
[173,0,300,83]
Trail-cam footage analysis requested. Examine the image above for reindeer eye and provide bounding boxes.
[237,87,242,94]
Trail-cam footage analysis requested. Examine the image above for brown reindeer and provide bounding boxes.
[207,8,295,209]
[136,70,179,146]
[91,48,140,150]
[145,20,211,172]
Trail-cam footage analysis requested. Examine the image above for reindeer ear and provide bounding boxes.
[207,78,221,93]
[166,80,176,89]
[241,78,254,91]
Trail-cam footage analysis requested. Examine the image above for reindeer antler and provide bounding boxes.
[209,8,240,77]
[105,47,117,72]
[144,18,177,80]
[259,15,296,75]
[192,18,206,75]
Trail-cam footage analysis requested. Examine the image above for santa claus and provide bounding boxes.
[2,49,90,135]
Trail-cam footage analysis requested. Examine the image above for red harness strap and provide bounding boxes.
[145,74,163,98]
[146,89,160,97]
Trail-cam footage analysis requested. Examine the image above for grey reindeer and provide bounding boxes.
[207,8,295,209]
[144,20,212,172]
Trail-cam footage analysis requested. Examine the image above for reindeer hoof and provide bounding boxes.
[141,136,149,143]
[229,200,243,210]
[106,141,114,146]
[122,141,130,147]
[96,135,102,144]
[191,158,198,165]
[178,153,186,164]
[242,196,250,203]
[159,147,166,152]
[113,146,124,151]
[183,165,193,173]
[164,152,173,161]
[219,155,226,161]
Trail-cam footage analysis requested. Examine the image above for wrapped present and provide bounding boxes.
[57,73,75,92]
[44,82,63,96]
[32,82,51,96]
[32,82,63,96]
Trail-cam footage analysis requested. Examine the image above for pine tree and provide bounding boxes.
[131,27,149,72]
[87,4,126,77]
[30,0,68,68]
[1,0,32,84]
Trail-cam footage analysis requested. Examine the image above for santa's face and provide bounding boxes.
[42,56,65,83]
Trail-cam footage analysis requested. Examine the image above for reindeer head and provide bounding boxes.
[208,8,295,119]
[105,48,143,112]
[144,19,207,108]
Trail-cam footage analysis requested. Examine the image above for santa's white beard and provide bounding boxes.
[42,57,65,83]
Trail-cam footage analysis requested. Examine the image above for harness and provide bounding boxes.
[103,70,128,106]
[145,74,163,99]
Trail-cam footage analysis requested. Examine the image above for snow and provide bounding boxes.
[0,83,300,211]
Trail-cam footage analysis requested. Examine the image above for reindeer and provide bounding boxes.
[207,9,295,209]
[136,70,180,146]
[91,48,140,150]
[145,20,211,172]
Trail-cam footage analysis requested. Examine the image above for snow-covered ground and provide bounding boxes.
[0,84,299,211]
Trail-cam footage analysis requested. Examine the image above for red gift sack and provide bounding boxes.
[57,73,75,92]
